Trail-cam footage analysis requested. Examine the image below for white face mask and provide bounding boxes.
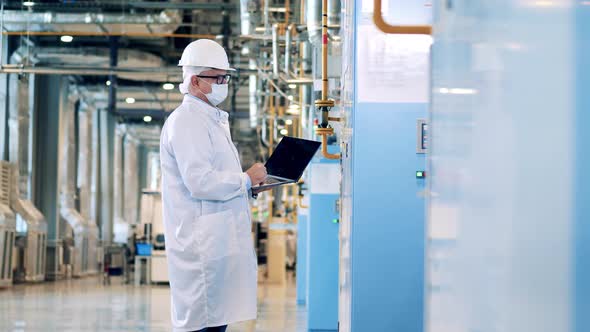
[199,79,228,106]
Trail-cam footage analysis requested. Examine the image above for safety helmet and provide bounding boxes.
[178,39,235,71]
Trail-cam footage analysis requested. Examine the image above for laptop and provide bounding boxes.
[252,136,321,191]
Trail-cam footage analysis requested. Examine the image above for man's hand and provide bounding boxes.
[246,163,267,186]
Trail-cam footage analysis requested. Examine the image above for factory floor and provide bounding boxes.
[0,273,306,332]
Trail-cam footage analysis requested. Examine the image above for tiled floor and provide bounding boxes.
[0,274,307,332]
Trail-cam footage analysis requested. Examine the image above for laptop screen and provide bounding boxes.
[265,137,321,181]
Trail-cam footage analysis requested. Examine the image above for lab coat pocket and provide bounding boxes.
[195,210,239,261]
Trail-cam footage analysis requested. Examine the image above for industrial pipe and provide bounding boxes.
[108,37,118,115]
[2,31,217,39]
[0,65,175,76]
[314,0,340,160]
[284,24,295,76]
[60,88,89,277]
[373,0,432,35]
[316,128,340,160]
[272,24,280,78]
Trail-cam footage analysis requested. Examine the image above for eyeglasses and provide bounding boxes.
[197,74,232,85]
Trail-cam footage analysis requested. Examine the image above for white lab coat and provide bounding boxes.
[160,95,257,332]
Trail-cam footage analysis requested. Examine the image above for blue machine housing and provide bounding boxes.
[337,0,430,331]
[306,146,340,332]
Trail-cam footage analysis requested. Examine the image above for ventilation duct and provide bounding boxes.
[2,9,181,35]
[124,136,139,226]
[59,87,88,278]
[0,161,16,287]
[78,85,183,112]
[112,124,160,244]
[8,73,47,282]
[10,46,177,82]
[77,101,99,274]
[112,124,127,244]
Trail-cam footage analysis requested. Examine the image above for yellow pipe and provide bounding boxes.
[285,0,290,24]
[316,128,340,160]
[373,0,432,35]
[314,0,338,160]
[321,0,329,101]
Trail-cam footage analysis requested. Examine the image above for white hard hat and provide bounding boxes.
[178,39,235,71]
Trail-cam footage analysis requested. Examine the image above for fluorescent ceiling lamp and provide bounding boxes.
[23,1,35,7]
[287,104,300,114]
[289,84,297,89]
[106,80,111,86]
[125,97,136,104]
[287,95,294,101]
[143,116,153,123]
[280,129,288,135]
[162,83,175,90]
[60,35,74,43]
[285,119,293,125]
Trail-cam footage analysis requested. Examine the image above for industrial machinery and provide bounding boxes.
[0,161,16,288]
[336,1,431,331]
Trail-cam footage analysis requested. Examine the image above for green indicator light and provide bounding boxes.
[332,219,339,224]
[416,171,426,179]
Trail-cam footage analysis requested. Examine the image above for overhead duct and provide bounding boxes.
[59,87,88,278]
[79,85,183,113]
[2,9,181,35]
[8,73,47,282]
[10,46,176,82]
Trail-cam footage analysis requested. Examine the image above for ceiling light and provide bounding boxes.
[287,104,300,115]
[285,119,293,125]
[287,95,294,101]
[143,116,152,123]
[23,1,35,7]
[162,83,175,90]
[449,88,477,95]
[60,35,74,43]
[289,84,297,89]
[532,1,554,6]
[125,97,136,104]
[106,80,111,86]
[280,129,288,135]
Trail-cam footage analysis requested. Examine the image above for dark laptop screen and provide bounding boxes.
[265,137,321,181]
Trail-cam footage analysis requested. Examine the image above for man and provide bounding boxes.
[160,39,267,332]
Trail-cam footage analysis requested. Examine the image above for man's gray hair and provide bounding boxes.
[179,66,208,95]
